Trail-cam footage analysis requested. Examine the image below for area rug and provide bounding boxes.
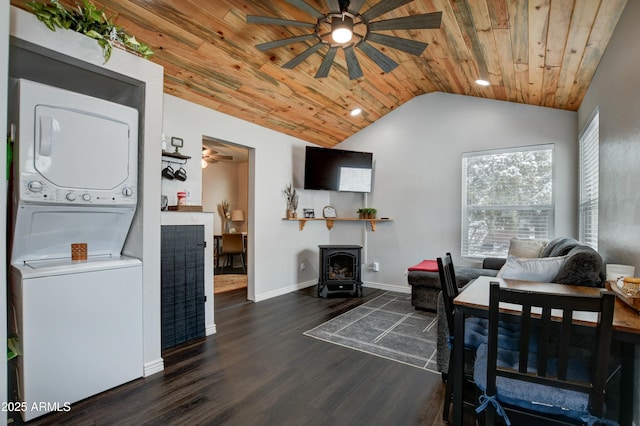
[214,274,247,294]
[304,291,439,372]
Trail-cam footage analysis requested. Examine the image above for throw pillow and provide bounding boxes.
[507,238,549,259]
[497,255,566,282]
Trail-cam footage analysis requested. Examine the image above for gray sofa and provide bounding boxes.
[433,237,605,373]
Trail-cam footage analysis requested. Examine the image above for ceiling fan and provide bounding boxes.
[247,0,442,80]
[202,147,234,164]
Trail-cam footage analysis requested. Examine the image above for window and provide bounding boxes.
[462,145,554,258]
[579,112,599,250]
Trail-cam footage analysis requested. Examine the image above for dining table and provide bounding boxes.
[451,276,640,426]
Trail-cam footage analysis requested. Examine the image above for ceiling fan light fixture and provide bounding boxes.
[475,79,490,86]
[350,107,362,116]
[331,15,353,44]
[201,159,208,168]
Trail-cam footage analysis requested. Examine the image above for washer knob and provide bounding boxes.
[82,193,92,202]
[66,193,76,201]
[122,187,134,197]
[27,181,44,192]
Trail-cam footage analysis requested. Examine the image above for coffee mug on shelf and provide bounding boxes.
[175,167,187,181]
[162,165,175,180]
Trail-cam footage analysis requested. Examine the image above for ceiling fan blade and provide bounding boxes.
[213,155,234,161]
[347,0,367,14]
[256,34,317,51]
[368,12,443,31]
[283,42,324,69]
[315,46,339,78]
[357,40,398,73]
[325,0,340,12]
[205,158,219,164]
[366,32,427,56]
[286,0,325,19]
[246,15,316,28]
[361,0,413,22]
[344,46,363,80]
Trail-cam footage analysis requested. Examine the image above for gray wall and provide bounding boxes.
[578,0,640,422]
[333,92,578,289]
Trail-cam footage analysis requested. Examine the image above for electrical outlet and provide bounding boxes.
[299,262,306,272]
[372,262,380,272]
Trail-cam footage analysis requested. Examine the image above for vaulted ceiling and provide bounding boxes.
[11,0,628,147]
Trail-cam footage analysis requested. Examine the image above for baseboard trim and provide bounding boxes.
[363,281,411,294]
[143,358,164,377]
[255,280,316,302]
[206,323,217,336]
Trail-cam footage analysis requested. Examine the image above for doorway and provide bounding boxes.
[201,136,252,301]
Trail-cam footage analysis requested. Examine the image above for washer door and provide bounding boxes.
[34,106,132,191]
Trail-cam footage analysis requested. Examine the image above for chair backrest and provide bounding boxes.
[437,253,458,336]
[221,233,244,254]
[485,281,615,418]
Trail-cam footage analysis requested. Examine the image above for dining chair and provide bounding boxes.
[474,281,616,425]
[438,253,503,421]
[220,233,245,273]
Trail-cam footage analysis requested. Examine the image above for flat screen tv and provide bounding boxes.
[304,146,373,192]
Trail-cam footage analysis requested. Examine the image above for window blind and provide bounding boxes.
[462,145,554,258]
[579,112,599,250]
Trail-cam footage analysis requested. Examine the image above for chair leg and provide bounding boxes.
[240,253,246,273]
[443,374,453,422]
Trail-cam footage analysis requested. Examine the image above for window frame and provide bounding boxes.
[579,110,599,250]
[461,144,555,259]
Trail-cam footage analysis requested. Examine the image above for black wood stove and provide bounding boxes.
[317,245,363,298]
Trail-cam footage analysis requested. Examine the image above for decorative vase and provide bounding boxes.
[287,209,297,219]
[224,220,230,233]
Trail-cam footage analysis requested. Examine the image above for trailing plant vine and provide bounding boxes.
[27,0,153,62]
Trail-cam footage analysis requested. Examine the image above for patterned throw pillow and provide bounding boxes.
[507,238,549,259]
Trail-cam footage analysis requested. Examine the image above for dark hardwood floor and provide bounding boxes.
[10,287,478,425]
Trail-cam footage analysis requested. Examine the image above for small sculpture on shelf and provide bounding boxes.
[283,184,298,219]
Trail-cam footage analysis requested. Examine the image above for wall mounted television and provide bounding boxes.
[304,146,373,192]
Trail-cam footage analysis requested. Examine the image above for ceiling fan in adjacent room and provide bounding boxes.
[247,0,442,80]
[202,147,234,165]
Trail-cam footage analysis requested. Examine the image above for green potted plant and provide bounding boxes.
[26,0,153,62]
[357,208,377,219]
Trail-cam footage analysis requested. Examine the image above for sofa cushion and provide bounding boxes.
[507,238,548,258]
[497,255,567,282]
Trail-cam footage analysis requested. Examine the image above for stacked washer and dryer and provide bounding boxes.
[8,79,144,421]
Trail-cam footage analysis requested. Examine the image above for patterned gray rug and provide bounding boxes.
[304,291,439,372]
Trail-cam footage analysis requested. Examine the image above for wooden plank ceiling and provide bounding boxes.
[11,0,627,147]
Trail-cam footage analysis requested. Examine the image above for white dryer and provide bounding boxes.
[8,79,143,421]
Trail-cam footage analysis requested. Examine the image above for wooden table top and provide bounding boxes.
[454,276,640,340]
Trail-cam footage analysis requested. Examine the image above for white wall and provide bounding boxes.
[163,94,330,300]
[1,0,9,422]
[333,92,578,291]
[578,1,640,423]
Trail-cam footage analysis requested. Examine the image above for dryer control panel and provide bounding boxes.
[19,178,137,206]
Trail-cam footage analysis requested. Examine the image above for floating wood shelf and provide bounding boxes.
[162,150,191,164]
[283,217,392,231]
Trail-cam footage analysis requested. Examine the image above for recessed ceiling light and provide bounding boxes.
[350,108,362,116]
[475,79,490,86]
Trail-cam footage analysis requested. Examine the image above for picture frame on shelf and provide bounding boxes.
[303,208,315,218]
[323,206,337,218]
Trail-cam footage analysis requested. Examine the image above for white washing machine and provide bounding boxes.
[8,79,143,421]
